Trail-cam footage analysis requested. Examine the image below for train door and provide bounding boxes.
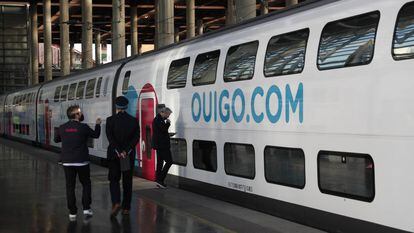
[137,84,157,181]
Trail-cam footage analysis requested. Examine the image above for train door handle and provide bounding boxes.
[141,140,145,153]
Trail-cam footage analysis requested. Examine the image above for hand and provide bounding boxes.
[96,118,102,124]
[121,151,127,158]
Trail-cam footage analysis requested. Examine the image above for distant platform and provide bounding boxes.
[0,138,325,233]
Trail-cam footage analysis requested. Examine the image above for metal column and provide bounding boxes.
[60,0,70,75]
[43,0,52,81]
[82,0,93,68]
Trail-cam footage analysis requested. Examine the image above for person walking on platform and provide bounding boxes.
[54,105,101,221]
[152,107,173,188]
[106,96,140,217]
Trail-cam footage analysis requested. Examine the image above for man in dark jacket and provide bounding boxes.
[54,105,101,221]
[152,106,173,188]
[106,96,140,216]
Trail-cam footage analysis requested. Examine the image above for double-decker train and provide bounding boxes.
[1,0,413,232]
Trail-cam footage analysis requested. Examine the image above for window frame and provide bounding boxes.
[167,57,190,89]
[263,28,310,78]
[223,40,259,82]
[60,85,69,102]
[317,11,381,71]
[224,142,256,179]
[76,81,86,100]
[264,146,306,189]
[317,150,375,202]
[192,140,218,172]
[85,78,96,99]
[392,1,414,61]
[122,71,131,94]
[54,86,62,102]
[68,83,77,101]
[95,77,103,98]
[192,50,221,86]
[170,138,188,166]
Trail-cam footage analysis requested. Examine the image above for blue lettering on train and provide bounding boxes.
[191,83,303,124]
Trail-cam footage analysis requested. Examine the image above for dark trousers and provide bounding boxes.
[108,156,134,210]
[156,149,173,183]
[63,165,91,214]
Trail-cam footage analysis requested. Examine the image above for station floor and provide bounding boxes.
[0,138,325,233]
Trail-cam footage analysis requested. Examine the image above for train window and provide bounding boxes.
[85,78,96,99]
[192,50,220,86]
[171,138,187,166]
[264,146,305,189]
[318,151,375,202]
[122,71,131,94]
[12,96,16,105]
[193,140,217,172]
[60,85,68,102]
[167,57,190,89]
[54,86,61,102]
[38,91,43,102]
[24,94,29,104]
[224,143,255,179]
[68,83,77,100]
[103,77,109,97]
[264,29,309,77]
[76,81,86,100]
[318,11,380,70]
[393,2,414,60]
[95,77,103,98]
[224,41,258,82]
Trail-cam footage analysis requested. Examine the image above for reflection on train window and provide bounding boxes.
[170,138,187,166]
[167,57,190,89]
[95,77,103,98]
[54,86,61,102]
[193,140,217,172]
[122,71,131,94]
[85,78,96,99]
[318,151,375,202]
[264,146,305,189]
[68,83,77,100]
[224,41,258,82]
[318,11,380,70]
[76,81,86,100]
[24,94,30,104]
[393,2,414,60]
[264,29,309,77]
[192,50,220,86]
[60,85,68,102]
[224,143,255,179]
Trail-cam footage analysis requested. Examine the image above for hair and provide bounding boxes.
[67,105,80,119]
[160,107,172,114]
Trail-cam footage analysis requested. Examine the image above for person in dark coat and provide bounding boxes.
[106,96,140,216]
[54,105,101,221]
[152,106,173,188]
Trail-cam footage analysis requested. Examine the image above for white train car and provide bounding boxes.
[117,0,414,232]
[0,95,7,135]
[36,61,126,158]
[4,87,40,142]
[2,0,414,232]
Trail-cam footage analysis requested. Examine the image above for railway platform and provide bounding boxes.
[0,138,325,233]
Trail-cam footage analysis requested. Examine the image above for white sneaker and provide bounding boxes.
[69,214,77,221]
[83,209,93,216]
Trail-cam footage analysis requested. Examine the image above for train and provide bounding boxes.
[1,0,413,232]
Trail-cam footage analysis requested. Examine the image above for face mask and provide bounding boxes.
[79,113,85,122]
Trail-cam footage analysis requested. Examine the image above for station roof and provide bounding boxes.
[0,0,307,45]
